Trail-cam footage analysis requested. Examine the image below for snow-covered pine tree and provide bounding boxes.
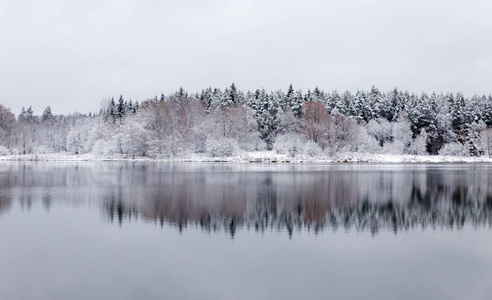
[117,95,125,119]
[175,86,188,99]
[41,106,53,122]
[18,107,27,120]
[291,89,304,116]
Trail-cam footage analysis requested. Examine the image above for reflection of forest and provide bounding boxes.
[100,164,492,236]
[1,163,492,235]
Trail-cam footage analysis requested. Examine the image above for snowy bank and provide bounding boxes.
[1,151,492,163]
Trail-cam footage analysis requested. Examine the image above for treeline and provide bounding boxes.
[0,84,492,157]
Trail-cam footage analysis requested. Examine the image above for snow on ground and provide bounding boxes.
[1,151,492,163]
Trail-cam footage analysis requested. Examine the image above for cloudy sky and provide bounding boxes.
[1,0,491,115]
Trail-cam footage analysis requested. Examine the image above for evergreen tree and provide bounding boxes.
[229,83,238,105]
[483,95,492,126]
[127,100,135,114]
[304,89,313,102]
[27,106,34,118]
[175,86,187,98]
[117,95,125,118]
[291,89,304,116]
[41,106,53,122]
[286,84,294,99]
[108,97,117,121]
[19,107,27,119]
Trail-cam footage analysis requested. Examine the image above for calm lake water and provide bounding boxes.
[1,162,492,300]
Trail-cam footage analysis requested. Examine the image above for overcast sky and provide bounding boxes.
[1,0,491,115]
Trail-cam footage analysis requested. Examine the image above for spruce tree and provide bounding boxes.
[19,107,27,119]
[41,106,53,122]
[118,95,125,118]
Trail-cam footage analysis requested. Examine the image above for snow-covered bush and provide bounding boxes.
[367,118,392,147]
[206,138,239,157]
[408,130,428,155]
[33,145,49,154]
[0,146,9,156]
[193,133,207,153]
[274,134,303,157]
[303,140,322,157]
[91,139,119,156]
[120,120,147,158]
[392,116,412,153]
[238,107,267,151]
[66,126,90,155]
[438,142,466,156]
[383,141,405,154]
[323,113,359,155]
[353,126,380,153]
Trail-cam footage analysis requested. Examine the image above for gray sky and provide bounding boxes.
[1,0,491,115]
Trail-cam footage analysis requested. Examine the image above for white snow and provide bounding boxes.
[1,151,492,163]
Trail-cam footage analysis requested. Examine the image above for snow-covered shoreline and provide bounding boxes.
[1,151,492,163]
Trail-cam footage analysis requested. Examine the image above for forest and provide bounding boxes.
[0,84,491,158]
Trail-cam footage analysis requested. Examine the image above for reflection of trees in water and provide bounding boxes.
[101,166,492,236]
[0,193,12,215]
[2,163,492,235]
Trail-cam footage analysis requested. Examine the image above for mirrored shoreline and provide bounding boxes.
[1,162,492,236]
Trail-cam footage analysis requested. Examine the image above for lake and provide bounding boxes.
[0,162,491,300]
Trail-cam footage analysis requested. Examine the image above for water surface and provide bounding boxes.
[1,162,491,299]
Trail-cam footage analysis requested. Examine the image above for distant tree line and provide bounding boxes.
[1,84,492,157]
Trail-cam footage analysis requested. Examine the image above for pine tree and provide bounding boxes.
[176,86,187,98]
[304,89,313,102]
[127,100,135,114]
[19,107,27,119]
[286,84,294,99]
[483,95,492,126]
[117,95,125,118]
[292,89,304,116]
[27,106,34,118]
[108,97,117,121]
[41,106,53,122]
[229,83,238,105]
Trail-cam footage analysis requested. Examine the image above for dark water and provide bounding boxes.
[1,162,492,300]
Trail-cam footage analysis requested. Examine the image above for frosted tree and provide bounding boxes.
[0,104,15,149]
[175,86,188,98]
[137,101,174,157]
[353,125,380,153]
[366,118,392,147]
[200,106,246,156]
[119,118,147,158]
[298,101,330,143]
[251,89,279,149]
[409,130,428,155]
[41,106,54,122]
[480,127,492,157]
[274,133,304,157]
[291,89,304,116]
[466,120,486,156]
[482,95,492,126]
[18,107,27,120]
[275,108,298,135]
[380,88,403,121]
[323,110,359,155]
[66,127,86,154]
[117,95,126,119]
[383,115,412,154]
